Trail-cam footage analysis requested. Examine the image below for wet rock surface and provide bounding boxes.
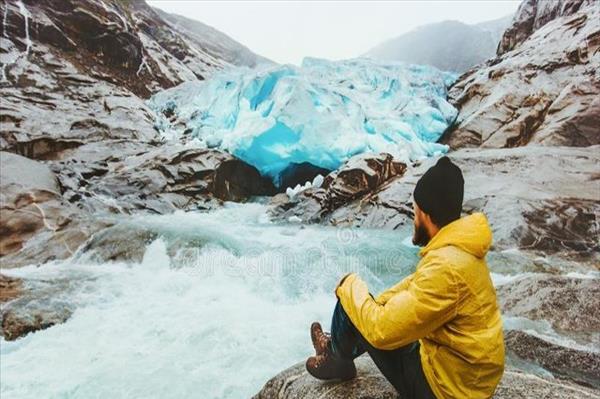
[505,330,600,388]
[55,146,275,215]
[443,0,600,148]
[498,274,600,344]
[0,274,22,302]
[0,151,79,258]
[254,355,600,399]
[0,276,75,341]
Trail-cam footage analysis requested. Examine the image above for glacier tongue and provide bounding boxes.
[148,57,458,186]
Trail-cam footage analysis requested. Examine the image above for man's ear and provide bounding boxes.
[413,201,421,220]
[419,208,435,229]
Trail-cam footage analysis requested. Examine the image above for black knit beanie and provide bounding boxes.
[413,156,464,227]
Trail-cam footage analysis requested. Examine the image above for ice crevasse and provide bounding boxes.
[148,57,458,186]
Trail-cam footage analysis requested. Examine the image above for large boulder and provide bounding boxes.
[254,356,600,399]
[269,153,407,225]
[0,152,77,257]
[443,0,599,148]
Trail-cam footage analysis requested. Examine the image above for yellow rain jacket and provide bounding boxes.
[336,213,504,399]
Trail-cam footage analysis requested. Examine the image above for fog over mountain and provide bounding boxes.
[365,14,513,73]
[154,8,273,68]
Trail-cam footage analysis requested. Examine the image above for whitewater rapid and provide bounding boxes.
[0,203,419,398]
[2,202,596,398]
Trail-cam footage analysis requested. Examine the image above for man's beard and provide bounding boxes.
[412,223,431,247]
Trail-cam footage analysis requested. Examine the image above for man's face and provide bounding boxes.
[412,202,431,247]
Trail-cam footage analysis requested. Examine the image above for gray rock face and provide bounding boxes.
[498,275,600,345]
[1,0,265,97]
[55,146,275,215]
[505,330,600,388]
[254,356,600,399]
[448,146,599,264]
[498,0,595,56]
[0,0,229,160]
[444,0,599,148]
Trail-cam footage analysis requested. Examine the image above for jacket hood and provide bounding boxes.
[420,213,492,259]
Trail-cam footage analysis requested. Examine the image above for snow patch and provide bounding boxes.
[95,0,128,32]
[285,174,324,199]
[136,54,151,76]
[16,0,31,55]
[2,2,8,38]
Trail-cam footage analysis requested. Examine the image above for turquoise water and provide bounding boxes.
[0,203,419,398]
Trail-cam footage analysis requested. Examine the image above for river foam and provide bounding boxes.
[1,203,417,398]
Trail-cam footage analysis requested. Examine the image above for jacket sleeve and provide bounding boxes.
[374,275,412,305]
[336,254,460,350]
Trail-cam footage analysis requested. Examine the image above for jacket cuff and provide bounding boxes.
[335,273,357,298]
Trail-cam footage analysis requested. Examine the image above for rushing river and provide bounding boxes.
[2,202,597,398]
[0,202,420,398]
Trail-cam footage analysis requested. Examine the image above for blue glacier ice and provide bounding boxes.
[148,57,458,186]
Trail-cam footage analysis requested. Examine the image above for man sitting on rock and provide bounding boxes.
[306,156,505,399]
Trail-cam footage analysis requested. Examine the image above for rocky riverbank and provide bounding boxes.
[254,356,600,399]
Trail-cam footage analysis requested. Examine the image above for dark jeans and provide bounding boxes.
[329,300,437,399]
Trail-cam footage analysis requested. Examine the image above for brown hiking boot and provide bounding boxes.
[307,321,356,381]
[306,352,357,381]
[310,322,331,355]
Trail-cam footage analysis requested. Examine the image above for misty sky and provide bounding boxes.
[148,1,520,65]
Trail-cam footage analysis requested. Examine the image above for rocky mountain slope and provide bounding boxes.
[442,0,599,148]
[364,15,512,73]
[0,0,274,269]
[154,7,272,69]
